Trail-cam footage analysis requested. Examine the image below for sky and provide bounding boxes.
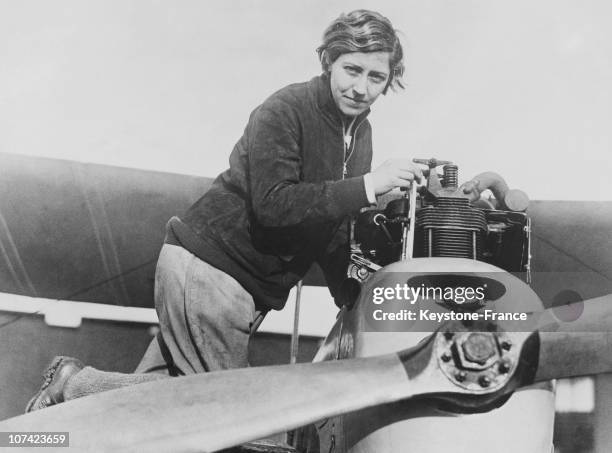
[1,0,611,200]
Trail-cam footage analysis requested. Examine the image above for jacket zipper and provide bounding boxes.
[342,118,366,180]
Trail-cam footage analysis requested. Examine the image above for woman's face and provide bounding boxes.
[329,51,391,117]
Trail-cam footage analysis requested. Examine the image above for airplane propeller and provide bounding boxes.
[0,293,610,452]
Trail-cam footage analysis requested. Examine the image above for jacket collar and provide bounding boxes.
[313,73,370,128]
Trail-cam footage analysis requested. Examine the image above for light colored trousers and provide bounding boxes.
[65,244,266,399]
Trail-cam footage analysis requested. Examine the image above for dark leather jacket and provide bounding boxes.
[167,73,373,310]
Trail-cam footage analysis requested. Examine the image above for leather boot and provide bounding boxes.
[25,356,84,413]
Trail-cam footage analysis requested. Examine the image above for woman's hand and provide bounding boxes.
[368,159,423,196]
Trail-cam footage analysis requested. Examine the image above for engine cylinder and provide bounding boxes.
[416,197,487,259]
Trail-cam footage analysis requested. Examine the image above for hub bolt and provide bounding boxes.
[479,376,492,387]
[499,361,511,373]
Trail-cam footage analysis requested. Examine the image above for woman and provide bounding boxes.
[27,8,422,412]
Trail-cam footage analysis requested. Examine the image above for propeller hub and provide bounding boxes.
[459,333,498,367]
[435,320,525,394]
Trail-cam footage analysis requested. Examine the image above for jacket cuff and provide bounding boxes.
[362,173,377,205]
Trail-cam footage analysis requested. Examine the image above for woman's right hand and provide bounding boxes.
[368,159,424,196]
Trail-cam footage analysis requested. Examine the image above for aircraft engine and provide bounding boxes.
[311,159,555,453]
[349,158,531,286]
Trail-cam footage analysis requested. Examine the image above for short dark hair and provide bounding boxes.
[317,10,405,93]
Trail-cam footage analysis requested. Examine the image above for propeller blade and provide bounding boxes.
[0,335,469,452]
[532,293,612,382]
